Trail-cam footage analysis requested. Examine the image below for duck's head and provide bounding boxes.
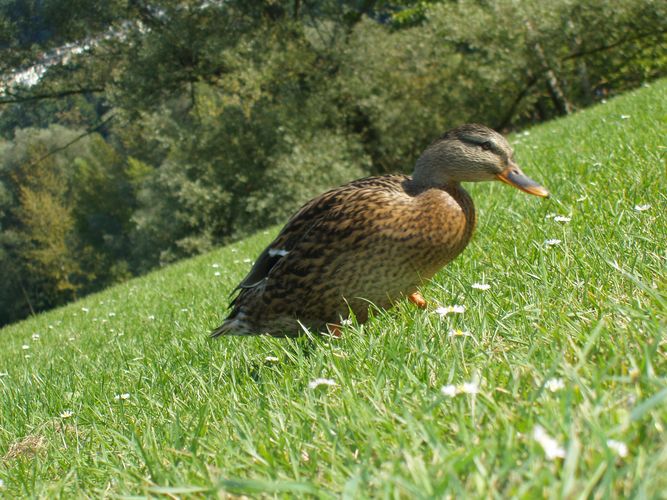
[412,123,549,197]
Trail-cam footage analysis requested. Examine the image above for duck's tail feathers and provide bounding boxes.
[210,312,255,337]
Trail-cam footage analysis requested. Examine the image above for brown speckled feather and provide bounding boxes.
[214,175,475,336]
[212,123,547,337]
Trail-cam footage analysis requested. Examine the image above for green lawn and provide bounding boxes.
[1,80,666,498]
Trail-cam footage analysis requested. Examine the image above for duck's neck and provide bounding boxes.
[406,176,476,239]
[405,177,464,196]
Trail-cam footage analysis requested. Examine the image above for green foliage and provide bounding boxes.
[0,82,665,496]
[0,0,665,324]
[16,183,82,292]
[0,0,130,73]
[338,0,667,173]
[0,126,135,325]
[243,129,370,232]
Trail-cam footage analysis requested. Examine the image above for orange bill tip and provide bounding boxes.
[497,166,549,198]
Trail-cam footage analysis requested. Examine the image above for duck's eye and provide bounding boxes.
[480,141,493,151]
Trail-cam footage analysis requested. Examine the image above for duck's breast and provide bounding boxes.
[311,184,476,317]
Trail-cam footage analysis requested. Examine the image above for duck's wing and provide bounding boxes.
[231,175,408,296]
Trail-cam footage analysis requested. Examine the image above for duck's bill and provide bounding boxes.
[496,165,549,198]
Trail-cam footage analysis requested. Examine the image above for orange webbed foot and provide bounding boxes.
[408,292,427,309]
[326,323,343,338]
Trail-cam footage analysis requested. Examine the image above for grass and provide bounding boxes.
[1,80,666,498]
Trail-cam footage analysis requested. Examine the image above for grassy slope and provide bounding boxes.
[0,81,666,498]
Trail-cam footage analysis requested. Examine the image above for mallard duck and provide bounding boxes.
[212,124,548,337]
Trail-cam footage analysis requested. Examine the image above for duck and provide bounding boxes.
[212,123,548,338]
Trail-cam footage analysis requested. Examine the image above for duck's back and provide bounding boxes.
[215,175,475,336]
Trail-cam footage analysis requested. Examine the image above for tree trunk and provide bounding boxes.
[544,68,573,115]
[567,19,593,105]
[525,20,573,115]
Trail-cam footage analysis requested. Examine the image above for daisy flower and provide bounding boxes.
[553,216,571,223]
[544,378,565,392]
[461,381,480,394]
[308,378,337,390]
[533,425,566,460]
[471,283,491,291]
[606,439,628,458]
[435,305,466,317]
[440,380,481,397]
[441,385,458,397]
[448,329,472,338]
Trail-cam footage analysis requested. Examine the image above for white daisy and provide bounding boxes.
[606,439,628,458]
[634,204,651,212]
[114,393,131,401]
[211,263,220,268]
[448,329,472,338]
[265,356,280,363]
[60,410,74,419]
[214,271,221,277]
[461,382,480,394]
[21,345,30,350]
[545,239,562,246]
[471,283,491,291]
[32,333,40,340]
[81,307,89,313]
[242,258,252,263]
[441,385,458,397]
[533,425,566,460]
[435,305,466,317]
[553,216,571,223]
[544,378,565,392]
[308,378,337,390]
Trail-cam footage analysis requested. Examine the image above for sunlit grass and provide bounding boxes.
[0,81,665,497]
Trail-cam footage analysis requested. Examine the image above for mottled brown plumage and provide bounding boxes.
[212,124,548,337]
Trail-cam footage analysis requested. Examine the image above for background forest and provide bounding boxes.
[0,0,665,327]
